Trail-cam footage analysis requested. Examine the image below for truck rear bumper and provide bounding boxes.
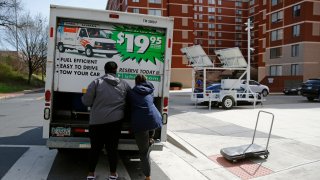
[46,137,163,151]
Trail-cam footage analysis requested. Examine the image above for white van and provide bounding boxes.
[57,22,118,57]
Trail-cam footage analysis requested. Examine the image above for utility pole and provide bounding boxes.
[245,18,253,89]
[14,0,18,54]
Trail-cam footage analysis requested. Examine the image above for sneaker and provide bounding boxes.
[86,175,95,180]
[108,174,118,180]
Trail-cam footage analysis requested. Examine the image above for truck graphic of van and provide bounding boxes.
[57,25,117,58]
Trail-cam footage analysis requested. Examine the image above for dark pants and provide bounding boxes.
[134,130,155,177]
[88,120,121,173]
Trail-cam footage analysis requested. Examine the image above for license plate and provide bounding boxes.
[51,127,71,137]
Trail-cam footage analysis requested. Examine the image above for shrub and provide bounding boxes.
[170,82,183,88]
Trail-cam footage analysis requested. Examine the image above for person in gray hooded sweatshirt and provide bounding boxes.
[82,61,131,180]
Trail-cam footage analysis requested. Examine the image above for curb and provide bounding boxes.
[167,130,198,157]
[0,88,44,100]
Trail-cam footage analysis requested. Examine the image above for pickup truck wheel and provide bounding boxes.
[106,54,113,58]
[58,43,65,52]
[262,89,268,97]
[85,46,93,57]
[222,96,234,110]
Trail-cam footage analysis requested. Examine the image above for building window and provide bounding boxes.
[218,8,222,13]
[291,64,299,75]
[148,9,161,16]
[149,0,161,4]
[218,0,222,5]
[236,33,242,39]
[235,17,242,23]
[182,31,188,39]
[249,7,255,14]
[218,40,222,45]
[208,23,215,29]
[271,29,283,41]
[271,0,280,6]
[235,25,241,30]
[182,5,188,13]
[209,31,215,37]
[218,32,222,37]
[209,15,215,21]
[194,14,197,19]
[292,25,300,37]
[218,16,222,20]
[249,0,255,6]
[209,0,215,4]
[270,65,282,76]
[182,18,188,26]
[235,1,242,7]
[198,0,203,3]
[199,14,203,20]
[209,40,215,45]
[218,24,222,29]
[208,7,215,13]
[291,44,299,57]
[235,41,241,47]
[198,6,203,12]
[271,11,283,23]
[132,8,139,13]
[293,5,301,17]
[236,10,242,15]
[270,47,282,59]
[133,0,139,2]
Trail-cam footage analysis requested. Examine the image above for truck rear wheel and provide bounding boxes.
[85,46,93,57]
[58,43,65,52]
[222,96,234,109]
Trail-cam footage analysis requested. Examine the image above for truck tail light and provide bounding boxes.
[45,90,51,102]
[163,97,168,112]
[74,128,89,133]
[50,27,54,37]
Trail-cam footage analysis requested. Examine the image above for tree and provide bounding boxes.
[5,13,48,84]
[0,0,20,27]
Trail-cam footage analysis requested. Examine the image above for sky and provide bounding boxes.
[0,0,109,50]
[24,0,109,19]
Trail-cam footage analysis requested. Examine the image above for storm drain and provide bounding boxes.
[209,154,273,180]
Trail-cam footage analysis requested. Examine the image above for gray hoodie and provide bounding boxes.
[82,73,131,125]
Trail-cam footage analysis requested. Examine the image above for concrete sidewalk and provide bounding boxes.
[153,89,320,180]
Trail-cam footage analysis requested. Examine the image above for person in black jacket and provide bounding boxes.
[127,74,162,180]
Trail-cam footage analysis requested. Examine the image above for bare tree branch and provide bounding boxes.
[4,12,48,84]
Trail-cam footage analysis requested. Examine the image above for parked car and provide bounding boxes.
[240,80,269,97]
[283,85,302,95]
[301,78,320,101]
[194,83,221,98]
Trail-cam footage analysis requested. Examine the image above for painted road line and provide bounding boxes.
[2,146,57,180]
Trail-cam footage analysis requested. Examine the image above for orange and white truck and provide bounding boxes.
[43,5,174,151]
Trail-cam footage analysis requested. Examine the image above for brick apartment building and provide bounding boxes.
[106,0,320,92]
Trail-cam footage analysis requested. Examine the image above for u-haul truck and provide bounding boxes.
[43,5,174,151]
